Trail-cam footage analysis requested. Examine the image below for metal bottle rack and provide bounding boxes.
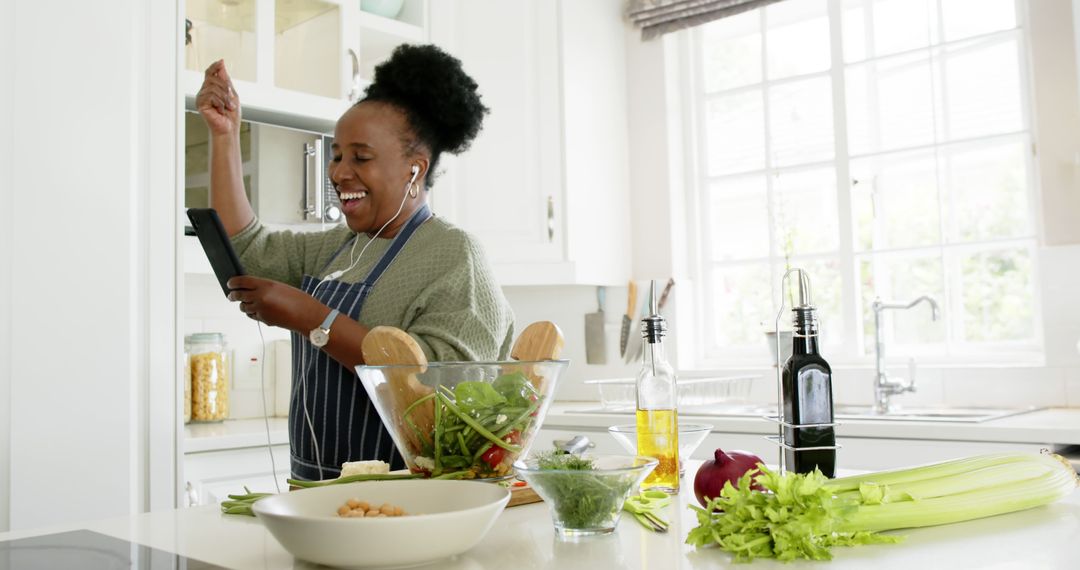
[762,268,842,474]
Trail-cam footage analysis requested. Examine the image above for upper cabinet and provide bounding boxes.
[184,0,428,132]
[430,0,633,286]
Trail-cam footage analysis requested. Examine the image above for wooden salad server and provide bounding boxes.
[361,326,433,452]
[508,321,565,390]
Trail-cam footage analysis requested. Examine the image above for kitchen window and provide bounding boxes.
[685,0,1041,365]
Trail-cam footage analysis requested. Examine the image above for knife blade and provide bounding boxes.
[620,281,637,358]
[584,286,607,364]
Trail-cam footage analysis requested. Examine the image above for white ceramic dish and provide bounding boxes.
[253,479,510,569]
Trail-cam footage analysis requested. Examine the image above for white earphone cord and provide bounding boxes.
[285,166,421,481]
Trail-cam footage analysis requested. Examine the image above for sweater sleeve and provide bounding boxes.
[229,218,350,288]
[401,232,515,362]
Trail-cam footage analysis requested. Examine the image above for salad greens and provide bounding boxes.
[531,451,629,530]
[407,372,542,479]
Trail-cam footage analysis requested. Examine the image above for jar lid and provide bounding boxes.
[187,332,224,343]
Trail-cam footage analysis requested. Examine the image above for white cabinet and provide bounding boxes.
[431,0,632,286]
[183,445,291,507]
[184,0,429,132]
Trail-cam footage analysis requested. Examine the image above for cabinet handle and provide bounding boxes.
[347,49,361,103]
[547,195,555,242]
[302,143,318,220]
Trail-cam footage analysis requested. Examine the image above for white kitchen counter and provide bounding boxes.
[1,461,1077,569]
[185,417,289,453]
[545,403,1080,445]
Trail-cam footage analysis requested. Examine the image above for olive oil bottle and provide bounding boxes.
[781,271,836,477]
[636,281,679,492]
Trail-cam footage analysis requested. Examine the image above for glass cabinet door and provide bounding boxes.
[275,0,343,99]
[185,0,258,82]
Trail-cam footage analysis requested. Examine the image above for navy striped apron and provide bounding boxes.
[289,204,432,481]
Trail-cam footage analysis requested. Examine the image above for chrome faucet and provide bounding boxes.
[871,296,940,414]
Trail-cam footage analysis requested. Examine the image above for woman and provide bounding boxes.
[196,45,515,481]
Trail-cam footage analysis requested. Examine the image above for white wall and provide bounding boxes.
[0,0,14,534]
[2,0,179,531]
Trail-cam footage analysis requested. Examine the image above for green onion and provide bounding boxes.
[286,472,423,488]
[687,452,1079,562]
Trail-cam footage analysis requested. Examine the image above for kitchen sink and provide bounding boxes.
[832,405,1043,423]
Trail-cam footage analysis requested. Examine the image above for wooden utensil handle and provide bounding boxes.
[511,321,565,362]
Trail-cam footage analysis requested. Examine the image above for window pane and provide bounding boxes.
[957,247,1034,342]
[859,0,928,60]
[706,90,765,175]
[943,139,1031,242]
[850,150,942,251]
[944,36,1023,140]
[859,253,945,353]
[709,264,774,348]
[772,167,839,256]
[708,176,770,261]
[941,0,1016,42]
[768,76,834,166]
[846,52,936,156]
[701,10,762,92]
[766,0,830,79]
[777,258,844,351]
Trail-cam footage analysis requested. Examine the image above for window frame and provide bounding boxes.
[681,0,1045,369]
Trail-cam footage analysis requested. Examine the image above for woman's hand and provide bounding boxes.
[196,60,240,137]
[226,276,328,333]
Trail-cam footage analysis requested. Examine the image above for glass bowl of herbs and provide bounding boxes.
[513,452,658,540]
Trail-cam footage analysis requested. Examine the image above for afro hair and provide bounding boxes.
[362,44,488,180]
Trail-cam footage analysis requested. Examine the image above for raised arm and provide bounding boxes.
[196,60,254,236]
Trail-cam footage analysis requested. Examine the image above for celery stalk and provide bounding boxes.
[686,452,1079,562]
[841,462,1078,532]
[824,452,1042,493]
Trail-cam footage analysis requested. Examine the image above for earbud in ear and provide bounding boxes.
[411,164,420,176]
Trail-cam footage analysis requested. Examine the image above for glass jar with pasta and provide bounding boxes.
[185,332,230,422]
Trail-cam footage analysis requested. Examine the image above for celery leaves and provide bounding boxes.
[685,466,902,562]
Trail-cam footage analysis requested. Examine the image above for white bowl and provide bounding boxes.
[253,479,510,568]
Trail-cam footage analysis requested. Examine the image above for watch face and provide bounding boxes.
[309,328,329,347]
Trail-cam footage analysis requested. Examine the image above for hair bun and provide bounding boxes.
[365,44,488,155]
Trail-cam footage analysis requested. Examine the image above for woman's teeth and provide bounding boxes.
[340,191,367,201]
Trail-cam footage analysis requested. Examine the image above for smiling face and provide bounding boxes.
[330,101,428,236]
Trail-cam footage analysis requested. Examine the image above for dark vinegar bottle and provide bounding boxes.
[781,273,836,477]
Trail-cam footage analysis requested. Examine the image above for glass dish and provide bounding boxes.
[513,454,657,540]
[607,423,713,476]
[356,360,567,480]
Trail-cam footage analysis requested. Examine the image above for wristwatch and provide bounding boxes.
[309,309,340,348]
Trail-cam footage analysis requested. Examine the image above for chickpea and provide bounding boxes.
[336,499,408,517]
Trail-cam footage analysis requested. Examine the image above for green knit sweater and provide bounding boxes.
[230,214,515,362]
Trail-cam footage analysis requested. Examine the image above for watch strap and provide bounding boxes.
[319,309,340,332]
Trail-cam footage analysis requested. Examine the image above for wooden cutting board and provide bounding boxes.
[507,481,543,507]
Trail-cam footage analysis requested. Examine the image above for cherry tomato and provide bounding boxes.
[480,430,522,469]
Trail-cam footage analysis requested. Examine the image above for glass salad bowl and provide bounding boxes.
[356,360,567,480]
[514,453,658,540]
[607,423,713,476]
